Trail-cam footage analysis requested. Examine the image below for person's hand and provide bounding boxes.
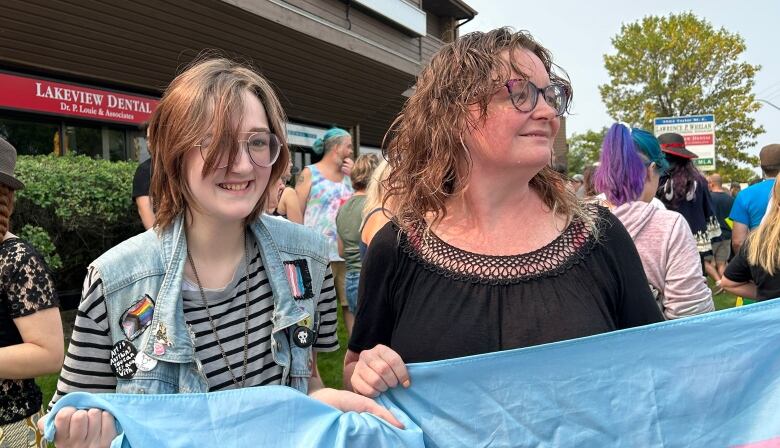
[37,407,116,448]
[341,157,354,176]
[309,387,404,429]
[350,344,410,398]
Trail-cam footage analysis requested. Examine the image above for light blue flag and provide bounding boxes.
[46,300,780,447]
[377,299,780,447]
[44,387,423,447]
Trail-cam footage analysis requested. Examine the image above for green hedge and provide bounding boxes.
[13,155,143,302]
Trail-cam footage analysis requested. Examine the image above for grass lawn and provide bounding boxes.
[710,278,738,310]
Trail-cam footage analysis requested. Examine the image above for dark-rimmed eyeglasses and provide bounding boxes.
[504,79,570,116]
[195,131,281,169]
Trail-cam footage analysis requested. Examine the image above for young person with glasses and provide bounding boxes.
[345,28,664,396]
[44,58,400,448]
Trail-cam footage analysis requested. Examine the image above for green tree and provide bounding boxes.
[567,128,607,175]
[599,12,763,182]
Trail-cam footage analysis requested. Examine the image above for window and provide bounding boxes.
[64,125,127,160]
[0,117,60,155]
[64,124,101,158]
[128,128,149,161]
[1,114,142,161]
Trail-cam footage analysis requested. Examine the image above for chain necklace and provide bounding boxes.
[186,231,251,388]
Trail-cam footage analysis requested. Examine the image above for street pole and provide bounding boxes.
[757,98,780,112]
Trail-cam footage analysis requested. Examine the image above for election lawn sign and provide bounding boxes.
[654,114,716,171]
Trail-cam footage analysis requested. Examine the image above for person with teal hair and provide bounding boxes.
[309,128,351,157]
[295,127,356,330]
[594,123,714,319]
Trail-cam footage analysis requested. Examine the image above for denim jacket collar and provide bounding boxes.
[139,215,310,363]
[250,217,309,333]
[139,215,191,362]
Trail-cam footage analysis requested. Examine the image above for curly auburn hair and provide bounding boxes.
[0,184,14,237]
[147,57,290,231]
[384,27,593,231]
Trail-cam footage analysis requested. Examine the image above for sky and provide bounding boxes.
[460,0,780,163]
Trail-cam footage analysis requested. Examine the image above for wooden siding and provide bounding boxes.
[280,0,422,61]
[0,0,431,146]
[426,10,442,39]
[422,33,443,64]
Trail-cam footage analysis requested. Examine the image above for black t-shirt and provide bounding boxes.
[349,206,664,363]
[0,238,59,424]
[710,191,734,240]
[724,246,780,301]
[131,158,152,200]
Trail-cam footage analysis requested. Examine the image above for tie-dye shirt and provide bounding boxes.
[304,164,353,261]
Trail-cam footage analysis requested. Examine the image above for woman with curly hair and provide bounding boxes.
[0,137,63,447]
[344,28,663,396]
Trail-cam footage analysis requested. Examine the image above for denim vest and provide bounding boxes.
[93,214,329,395]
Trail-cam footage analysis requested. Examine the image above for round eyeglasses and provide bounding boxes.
[195,131,281,169]
[504,79,571,117]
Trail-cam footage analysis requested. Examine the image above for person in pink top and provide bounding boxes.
[594,123,714,319]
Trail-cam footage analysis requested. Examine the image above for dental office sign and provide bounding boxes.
[653,114,716,171]
[0,72,158,125]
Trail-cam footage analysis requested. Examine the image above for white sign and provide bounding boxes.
[360,145,383,158]
[653,114,716,171]
[352,0,426,36]
[285,122,328,148]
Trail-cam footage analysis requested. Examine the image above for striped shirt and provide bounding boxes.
[50,237,338,407]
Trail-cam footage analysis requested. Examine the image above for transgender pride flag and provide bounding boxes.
[380,298,780,447]
[46,299,780,447]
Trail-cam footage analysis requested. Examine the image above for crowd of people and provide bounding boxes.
[1,26,779,447]
[573,143,779,297]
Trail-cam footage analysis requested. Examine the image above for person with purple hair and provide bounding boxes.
[594,123,714,319]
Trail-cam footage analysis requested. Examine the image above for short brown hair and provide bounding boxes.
[351,153,380,191]
[384,27,587,229]
[148,58,290,230]
[760,144,780,178]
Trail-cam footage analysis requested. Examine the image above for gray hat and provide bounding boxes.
[0,137,25,190]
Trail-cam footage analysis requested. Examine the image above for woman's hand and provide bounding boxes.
[347,345,410,398]
[309,388,404,429]
[38,407,116,448]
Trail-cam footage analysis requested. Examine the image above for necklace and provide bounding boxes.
[186,231,251,388]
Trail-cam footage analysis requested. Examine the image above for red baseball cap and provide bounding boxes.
[657,133,699,159]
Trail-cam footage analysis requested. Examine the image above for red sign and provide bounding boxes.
[0,72,158,125]
[683,133,714,146]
